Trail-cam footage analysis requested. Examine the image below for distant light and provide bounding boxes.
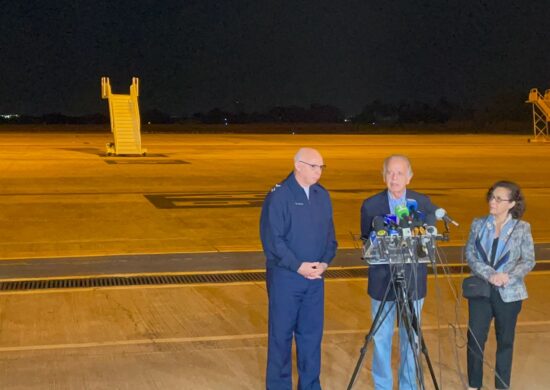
[1,113,20,119]
[344,118,350,123]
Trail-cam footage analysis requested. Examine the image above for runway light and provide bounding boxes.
[1,113,20,119]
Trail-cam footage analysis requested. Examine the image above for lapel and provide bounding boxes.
[494,220,518,270]
[382,189,391,214]
[475,216,518,269]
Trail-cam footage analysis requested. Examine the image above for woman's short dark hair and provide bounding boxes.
[486,180,526,219]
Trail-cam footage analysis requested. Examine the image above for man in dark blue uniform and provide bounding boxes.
[360,155,437,390]
[260,147,338,390]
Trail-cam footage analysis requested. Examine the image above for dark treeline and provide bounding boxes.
[0,94,531,126]
[194,104,345,124]
[0,104,346,125]
[0,112,109,125]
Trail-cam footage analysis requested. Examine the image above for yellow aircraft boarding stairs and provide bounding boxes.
[101,77,146,155]
[526,88,550,142]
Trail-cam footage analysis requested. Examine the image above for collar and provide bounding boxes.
[485,213,514,232]
[287,172,316,198]
[386,189,407,202]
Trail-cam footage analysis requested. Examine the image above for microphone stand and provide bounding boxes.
[442,220,451,241]
[348,235,441,390]
[346,265,395,390]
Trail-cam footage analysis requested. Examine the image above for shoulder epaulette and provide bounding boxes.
[270,183,283,193]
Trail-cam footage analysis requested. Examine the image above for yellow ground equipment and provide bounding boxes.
[101,77,146,155]
[526,88,550,142]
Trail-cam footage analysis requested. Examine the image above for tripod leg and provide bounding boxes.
[419,333,439,390]
[347,299,395,390]
[407,299,440,390]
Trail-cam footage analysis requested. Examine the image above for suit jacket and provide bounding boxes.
[465,216,535,302]
[360,189,437,301]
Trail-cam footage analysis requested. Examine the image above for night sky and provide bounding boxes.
[1,0,549,116]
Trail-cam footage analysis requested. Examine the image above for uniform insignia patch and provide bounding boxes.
[270,184,282,192]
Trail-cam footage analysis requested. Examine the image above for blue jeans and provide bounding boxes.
[371,298,424,390]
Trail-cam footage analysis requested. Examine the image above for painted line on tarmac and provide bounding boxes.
[1,320,549,353]
[1,241,548,262]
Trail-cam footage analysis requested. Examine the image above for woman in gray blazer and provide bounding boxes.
[465,180,535,390]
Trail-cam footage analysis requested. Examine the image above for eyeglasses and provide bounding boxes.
[488,195,512,203]
[299,160,327,170]
[385,170,406,177]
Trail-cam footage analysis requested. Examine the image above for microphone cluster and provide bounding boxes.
[363,199,453,263]
[366,199,442,260]
[371,199,436,241]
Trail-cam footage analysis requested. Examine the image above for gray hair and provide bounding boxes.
[382,154,413,177]
[294,148,304,163]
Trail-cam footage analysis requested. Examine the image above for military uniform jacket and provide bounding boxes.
[260,173,338,271]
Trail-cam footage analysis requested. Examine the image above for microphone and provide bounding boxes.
[372,216,387,232]
[425,226,438,236]
[384,214,398,227]
[395,205,413,235]
[412,225,427,236]
[377,229,387,235]
[435,208,459,227]
[405,199,425,231]
[363,230,379,259]
[369,230,378,242]
[414,210,425,222]
[406,198,418,213]
[395,204,410,220]
[367,231,379,251]
[417,238,428,257]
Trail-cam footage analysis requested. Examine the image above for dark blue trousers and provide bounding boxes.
[266,267,324,390]
[467,287,522,389]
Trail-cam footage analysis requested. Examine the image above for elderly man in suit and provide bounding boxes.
[360,154,437,390]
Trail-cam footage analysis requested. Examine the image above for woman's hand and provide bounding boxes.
[489,272,510,287]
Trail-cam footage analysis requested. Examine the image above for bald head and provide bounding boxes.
[294,147,322,164]
[294,147,325,187]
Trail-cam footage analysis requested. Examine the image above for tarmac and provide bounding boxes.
[1,132,549,263]
[0,131,549,389]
